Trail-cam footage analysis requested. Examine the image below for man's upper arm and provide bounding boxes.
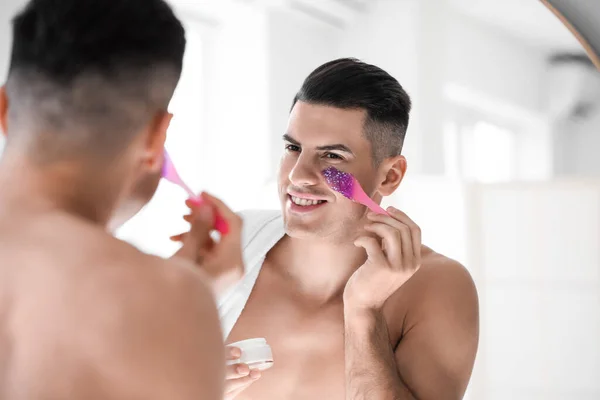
[115,259,225,400]
[393,260,479,400]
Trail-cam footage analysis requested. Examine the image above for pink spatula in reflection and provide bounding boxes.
[322,166,388,215]
[162,150,229,235]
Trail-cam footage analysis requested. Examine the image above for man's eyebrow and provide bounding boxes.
[316,144,354,155]
[282,134,300,145]
[283,133,355,155]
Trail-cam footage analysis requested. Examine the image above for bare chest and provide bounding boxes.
[227,273,347,400]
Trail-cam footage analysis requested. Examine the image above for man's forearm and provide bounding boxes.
[344,308,417,400]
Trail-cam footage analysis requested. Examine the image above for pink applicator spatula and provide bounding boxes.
[322,166,389,215]
[161,150,229,235]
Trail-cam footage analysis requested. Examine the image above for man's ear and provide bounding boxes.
[377,155,407,197]
[142,110,172,172]
[0,86,9,138]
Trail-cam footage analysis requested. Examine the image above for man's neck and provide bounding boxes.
[0,152,121,227]
[267,232,367,304]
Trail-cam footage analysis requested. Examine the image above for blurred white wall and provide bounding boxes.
[394,176,600,400]
[0,0,19,81]
[468,181,600,400]
[544,58,600,177]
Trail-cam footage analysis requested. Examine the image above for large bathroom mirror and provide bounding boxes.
[0,1,598,399]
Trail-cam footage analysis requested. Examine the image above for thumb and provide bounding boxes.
[354,236,386,265]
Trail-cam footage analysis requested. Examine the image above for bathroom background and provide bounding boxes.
[1,0,599,398]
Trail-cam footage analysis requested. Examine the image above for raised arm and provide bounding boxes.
[172,193,245,296]
[345,260,479,400]
[395,261,478,399]
[344,207,479,400]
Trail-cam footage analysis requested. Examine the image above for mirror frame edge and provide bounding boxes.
[540,0,600,70]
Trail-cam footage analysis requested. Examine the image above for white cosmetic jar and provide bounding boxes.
[226,338,274,371]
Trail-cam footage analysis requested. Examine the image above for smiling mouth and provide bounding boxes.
[289,195,327,207]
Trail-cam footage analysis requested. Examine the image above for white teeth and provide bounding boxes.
[290,196,325,206]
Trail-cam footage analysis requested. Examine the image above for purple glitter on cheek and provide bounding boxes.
[322,167,354,199]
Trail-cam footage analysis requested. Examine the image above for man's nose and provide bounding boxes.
[288,153,321,187]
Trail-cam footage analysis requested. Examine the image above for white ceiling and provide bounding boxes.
[447,0,584,53]
[2,0,585,54]
[334,0,369,12]
[285,0,585,52]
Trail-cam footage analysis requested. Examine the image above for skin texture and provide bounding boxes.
[179,101,479,400]
[0,81,226,399]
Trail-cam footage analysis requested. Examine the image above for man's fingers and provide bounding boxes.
[354,236,387,265]
[226,363,249,379]
[363,223,404,266]
[369,208,422,267]
[201,192,241,227]
[366,221,415,270]
[226,346,242,361]
[174,205,215,262]
[185,198,196,209]
[395,223,415,270]
[226,370,261,392]
[386,207,422,262]
[170,233,186,242]
[186,205,215,243]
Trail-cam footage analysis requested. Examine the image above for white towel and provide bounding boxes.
[218,210,285,339]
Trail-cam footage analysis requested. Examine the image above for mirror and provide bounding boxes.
[1,0,598,399]
[542,0,600,68]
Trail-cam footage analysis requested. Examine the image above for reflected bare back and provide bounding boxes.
[0,208,223,399]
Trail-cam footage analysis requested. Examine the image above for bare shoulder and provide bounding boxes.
[74,242,224,398]
[386,246,479,338]
[2,215,224,398]
[414,247,478,305]
[151,255,220,321]
[386,247,479,398]
[41,214,218,321]
[98,244,220,338]
[130,249,214,301]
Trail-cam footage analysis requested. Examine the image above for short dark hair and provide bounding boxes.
[292,58,411,164]
[5,0,186,162]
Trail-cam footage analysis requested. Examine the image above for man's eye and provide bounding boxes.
[285,144,300,152]
[324,153,344,160]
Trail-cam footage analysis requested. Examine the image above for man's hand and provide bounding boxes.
[171,193,244,294]
[224,346,262,400]
[344,206,422,312]
[343,207,478,400]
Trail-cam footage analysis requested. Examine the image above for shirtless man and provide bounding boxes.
[0,0,239,398]
[177,58,480,399]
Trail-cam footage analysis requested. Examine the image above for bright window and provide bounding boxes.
[462,121,516,183]
[444,118,517,183]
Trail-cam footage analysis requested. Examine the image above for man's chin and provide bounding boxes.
[283,218,328,239]
[283,209,367,243]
